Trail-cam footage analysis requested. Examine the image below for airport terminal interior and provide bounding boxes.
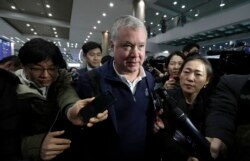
[2,1,250,161]
[0,0,250,69]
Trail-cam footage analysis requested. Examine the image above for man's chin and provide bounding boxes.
[37,82,52,87]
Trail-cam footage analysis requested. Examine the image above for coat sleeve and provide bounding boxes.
[56,69,80,110]
[205,75,240,148]
[75,71,96,99]
[21,133,46,161]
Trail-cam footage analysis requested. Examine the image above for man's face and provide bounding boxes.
[111,26,147,75]
[84,48,102,68]
[24,59,58,87]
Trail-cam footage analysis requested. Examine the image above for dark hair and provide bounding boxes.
[179,54,213,81]
[165,51,185,67]
[101,55,112,64]
[82,41,102,55]
[18,38,65,67]
[0,55,21,68]
[182,42,200,53]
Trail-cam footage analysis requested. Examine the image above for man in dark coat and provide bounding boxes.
[206,74,250,161]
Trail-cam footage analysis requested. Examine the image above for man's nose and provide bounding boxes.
[131,46,140,56]
[41,69,50,77]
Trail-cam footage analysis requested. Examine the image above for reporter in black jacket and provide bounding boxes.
[206,74,250,161]
[152,55,213,161]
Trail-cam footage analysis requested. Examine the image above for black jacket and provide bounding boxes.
[0,69,22,161]
[152,87,207,161]
[206,74,250,161]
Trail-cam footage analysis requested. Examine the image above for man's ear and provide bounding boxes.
[3,61,14,71]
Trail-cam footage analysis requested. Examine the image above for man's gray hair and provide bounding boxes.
[110,15,147,41]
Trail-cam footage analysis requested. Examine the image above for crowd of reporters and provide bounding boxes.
[1,15,250,161]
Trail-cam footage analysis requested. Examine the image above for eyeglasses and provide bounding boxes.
[28,66,58,75]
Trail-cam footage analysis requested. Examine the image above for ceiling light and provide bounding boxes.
[97,20,101,24]
[173,1,177,5]
[26,24,30,27]
[93,26,97,29]
[34,32,37,35]
[102,13,106,17]
[195,10,199,17]
[155,12,159,16]
[30,28,34,31]
[53,27,56,31]
[220,0,225,7]
[46,4,50,8]
[11,5,16,10]
[109,2,114,7]
[163,15,167,18]
[181,5,186,9]
[89,32,93,35]
[48,13,52,17]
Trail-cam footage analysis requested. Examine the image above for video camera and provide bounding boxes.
[143,56,168,83]
[152,87,215,161]
[143,56,166,74]
[207,46,250,75]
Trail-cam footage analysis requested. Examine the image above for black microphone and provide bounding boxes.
[154,88,214,160]
[172,107,210,151]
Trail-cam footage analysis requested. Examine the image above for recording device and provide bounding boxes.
[153,87,214,161]
[79,91,116,123]
[143,56,168,83]
[207,45,250,75]
[143,56,166,74]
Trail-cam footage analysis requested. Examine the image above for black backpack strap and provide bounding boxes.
[86,70,101,96]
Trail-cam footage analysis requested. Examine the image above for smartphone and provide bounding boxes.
[79,91,116,123]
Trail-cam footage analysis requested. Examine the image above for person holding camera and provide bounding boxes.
[152,55,213,161]
[163,51,185,90]
[14,38,106,161]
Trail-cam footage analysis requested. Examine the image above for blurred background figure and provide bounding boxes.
[68,67,79,87]
[0,55,21,72]
[101,55,112,65]
[79,41,102,74]
[163,51,185,90]
[182,42,200,57]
